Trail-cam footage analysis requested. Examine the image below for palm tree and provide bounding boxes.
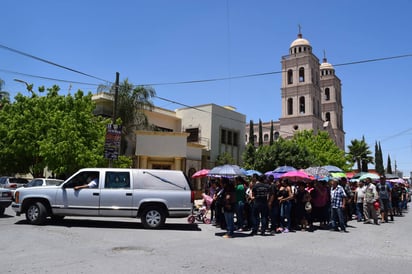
[113,79,156,155]
[347,136,374,172]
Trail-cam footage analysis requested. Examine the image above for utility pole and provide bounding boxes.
[112,72,120,124]
[108,72,120,168]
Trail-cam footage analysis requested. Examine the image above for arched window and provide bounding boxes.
[325,88,330,101]
[263,134,269,142]
[325,112,331,121]
[299,96,305,114]
[287,98,293,115]
[299,67,305,82]
[287,69,293,84]
[253,134,257,143]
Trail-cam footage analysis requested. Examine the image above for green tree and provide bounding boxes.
[347,136,373,172]
[0,85,110,177]
[242,143,256,170]
[258,119,263,146]
[293,130,349,169]
[386,155,393,174]
[248,120,254,145]
[250,137,312,172]
[215,151,235,165]
[375,141,384,175]
[269,120,274,145]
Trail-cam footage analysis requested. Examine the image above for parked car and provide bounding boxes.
[26,178,64,187]
[0,187,12,216]
[12,168,195,229]
[0,176,29,189]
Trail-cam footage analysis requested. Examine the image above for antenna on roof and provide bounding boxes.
[323,49,327,63]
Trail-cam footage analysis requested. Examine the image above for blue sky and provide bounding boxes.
[1,1,412,175]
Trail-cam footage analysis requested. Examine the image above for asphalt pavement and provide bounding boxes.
[1,205,411,274]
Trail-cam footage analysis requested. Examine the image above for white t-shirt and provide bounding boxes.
[355,186,366,203]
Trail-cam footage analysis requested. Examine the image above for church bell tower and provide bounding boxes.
[279,31,324,138]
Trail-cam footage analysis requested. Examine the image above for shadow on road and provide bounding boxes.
[14,218,202,231]
[0,213,15,219]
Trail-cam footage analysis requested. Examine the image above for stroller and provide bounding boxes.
[188,193,213,224]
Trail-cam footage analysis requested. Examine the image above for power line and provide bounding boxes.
[0,68,102,87]
[0,43,110,83]
[154,95,296,135]
[333,54,412,67]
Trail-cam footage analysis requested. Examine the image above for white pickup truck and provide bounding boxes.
[12,168,194,229]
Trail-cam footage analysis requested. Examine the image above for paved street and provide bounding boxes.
[1,206,411,274]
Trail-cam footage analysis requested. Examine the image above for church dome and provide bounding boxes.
[320,58,334,70]
[290,33,311,48]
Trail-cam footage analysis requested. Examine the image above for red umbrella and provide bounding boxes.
[280,170,314,181]
[191,169,210,178]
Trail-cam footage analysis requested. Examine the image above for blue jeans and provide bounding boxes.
[280,201,291,230]
[356,202,363,221]
[224,211,235,235]
[235,200,245,228]
[331,207,346,231]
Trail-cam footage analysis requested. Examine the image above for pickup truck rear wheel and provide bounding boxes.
[0,207,5,216]
[141,206,165,229]
[26,202,47,225]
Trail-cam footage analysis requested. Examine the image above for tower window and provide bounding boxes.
[287,98,293,115]
[326,112,331,122]
[325,88,330,101]
[299,96,305,114]
[299,67,305,82]
[287,69,293,84]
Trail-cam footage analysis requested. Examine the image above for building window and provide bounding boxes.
[287,69,293,84]
[325,112,331,121]
[299,67,305,82]
[325,88,330,101]
[221,129,227,144]
[227,131,233,145]
[186,128,199,142]
[263,134,269,142]
[299,96,305,114]
[233,132,238,146]
[253,134,257,143]
[287,98,293,115]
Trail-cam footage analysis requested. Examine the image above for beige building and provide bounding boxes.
[246,31,345,149]
[92,94,246,195]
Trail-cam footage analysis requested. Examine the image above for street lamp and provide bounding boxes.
[14,78,34,96]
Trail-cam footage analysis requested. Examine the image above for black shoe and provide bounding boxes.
[249,231,257,236]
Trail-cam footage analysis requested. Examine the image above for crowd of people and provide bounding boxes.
[202,173,410,238]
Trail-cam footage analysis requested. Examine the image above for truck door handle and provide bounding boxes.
[93,193,99,196]
[126,193,132,196]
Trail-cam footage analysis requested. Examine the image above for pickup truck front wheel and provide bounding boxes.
[141,206,165,229]
[26,202,47,225]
